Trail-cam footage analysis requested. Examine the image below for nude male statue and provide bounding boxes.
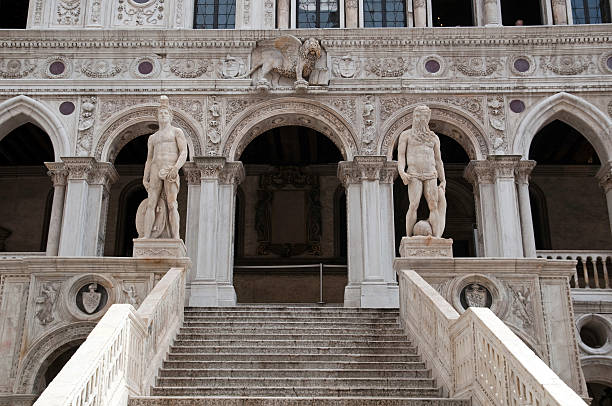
[397,105,447,238]
[142,96,188,239]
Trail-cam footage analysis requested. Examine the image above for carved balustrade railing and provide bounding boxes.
[537,250,612,289]
[398,269,587,406]
[33,267,186,406]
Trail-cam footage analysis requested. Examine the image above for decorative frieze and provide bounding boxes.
[79,60,125,78]
[380,96,483,123]
[542,55,594,76]
[452,57,502,77]
[365,57,412,78]
[168,59,211,79]
[0,59,36,79]
[56,0,82,25]
[331,56,360,78]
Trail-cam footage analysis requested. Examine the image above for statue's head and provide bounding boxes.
[413,105,431,132]
[158,95,173,125]
[302,38,322,60]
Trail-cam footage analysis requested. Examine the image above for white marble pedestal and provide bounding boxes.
[133,238,187,258]
[399,236,453,257]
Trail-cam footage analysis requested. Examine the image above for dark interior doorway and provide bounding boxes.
[431,0,474,26]
[0,0,28,28]
[501,0,543,25]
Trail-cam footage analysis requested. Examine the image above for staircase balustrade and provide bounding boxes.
[536,250,612,289]
[398,269,587,406]
[33,267,186,406]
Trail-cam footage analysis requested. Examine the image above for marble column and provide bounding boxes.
[183,162,201,290]
[345,0,358,28]
[413,0,427,27]
[596,162,612,237]
[189,157,244,307]
[515,160,537,257]
[338,156,398,308]
[58,157,118,256]
[551,0,568,24]
[465,160,500,257]
[277,0,290,28]
[483,0,501,26]
[44,162,68,256]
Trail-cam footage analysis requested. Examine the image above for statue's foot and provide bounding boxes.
[256,79,271,92]
[294,79,308,92]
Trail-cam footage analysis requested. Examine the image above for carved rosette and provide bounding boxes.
[596,162,612,193]
[45,162,68,187]
[0,59,36,79]
[515,160,536,185]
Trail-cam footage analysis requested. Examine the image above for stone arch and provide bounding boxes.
[0,95,71,161]
[582,357,612,387]
[222,98,359,161]
[15,322,96,394]
[513,92,612,162]
[379,104,489,160]
[94,104,202,163]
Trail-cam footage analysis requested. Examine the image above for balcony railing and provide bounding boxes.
[536,250,612,289]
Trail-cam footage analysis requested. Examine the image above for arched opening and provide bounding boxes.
[0,123,54,252]
[588,383,612,406]
[0,0,28,28]
[431,0,474,26]
[32,340,84,397]
[393,131,476,257]
[103,129,188,256]
[529,120,611,250]
[233,125,347,303]
[501,0,543,25]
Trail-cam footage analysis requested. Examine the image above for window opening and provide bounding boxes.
[297,0,340,28]
[0,0,28,28]
[194,0,236,28]
[363,0,406,27]
[571,0,611,23]
[431,0,473,26]
[501,0,543,25]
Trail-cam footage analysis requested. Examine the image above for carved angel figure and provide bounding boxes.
[35,283,58,325]
[242,35,322,89]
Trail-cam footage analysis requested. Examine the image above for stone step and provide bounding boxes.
[155,377,437,389]
[178,327,406,335]
[172,339,413,348]
[184,310,399,318]
[166,353,421,363]
[169,346,417,355]
[129,397,468,406]
[183,315,400,323]
[185,307,399,313]
[158,368,431,379]
[162,360,427,370]
[149,386,442,398]
[182,321,401,329]
[176,333,409,341]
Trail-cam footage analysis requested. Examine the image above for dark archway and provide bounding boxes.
[588,382,612,406]
[0,123,54,252]
[0,0,28,28]
[529,120,611,250]
[32,340,84,397]
[393,133,476,257]
[234,126,346,303]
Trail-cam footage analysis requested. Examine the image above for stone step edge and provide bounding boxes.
[129,396,467,405]
[158,368,430,374]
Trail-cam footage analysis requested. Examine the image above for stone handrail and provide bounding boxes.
[398,269,587,406]
[33,267,186,406]
[537,250,612,289]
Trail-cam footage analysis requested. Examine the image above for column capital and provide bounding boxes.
[487,155,521,180]
[89,162,118,191]
[219,161,245,185]
[464,160,494,185]
[514,160,537,185]
[183,162,201,185]
[45,162,68,187]
[192,157,245,185]
[338,156,396,186]
[596,161,612,192]
[61,157,97,181]
[194,156,226,180]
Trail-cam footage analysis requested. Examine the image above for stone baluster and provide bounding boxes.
[44,162,68,256]
[515,160,537,258]
[596,161,612,239]
[277,0,290,28]
[465,160,500,257]
[338,156,398,308]
[483,0,501,26]
[413,0,427,26]
[58,157,118,256]
[551,0,568,24]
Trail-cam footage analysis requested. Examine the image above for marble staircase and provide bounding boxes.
[129,306,469,405]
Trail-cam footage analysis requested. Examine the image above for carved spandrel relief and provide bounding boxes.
[78,60,126,79]
[487,96,507,154]
[122,283,141,307]
[35,283,59,325]
[380,96,484,123]
[541,55,595,76]
[76,96,97,156]
[451,57,503,78]
[365,57,412,78]
[99,97,204,124]
[508,284,534,330]
[167,59,211,79]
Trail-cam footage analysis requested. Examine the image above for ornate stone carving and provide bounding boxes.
[46,163,68,187]
[243,0,251,25]
[542,55,593,75]
[136,96,188,240]
[117,0,164,25]
[56,0,81,25]
[463,283,491,308]
[452,57,501,77]
[63,157,96,181]
[76,96,96,156]
[168,59,210,78]
[487,96,507,153]
[380,96,483,123]
[43,56,72,79]
[0,59,36,79]
[508,285,533,329]
[80,60,125,78]
[328,98,356,124]
[332,56,360,78]
[207,96,222,145]
[241,35,323,90]
[122,283,140,307]
[219,162,245,185]
[182,162,200,185]
[175,0,184,26]
[365,57,411,77]
[89,0,102,24]
[33,0,44,24]
[515,160,536,185]
[218,55,247,79]
[362,95,376,147]
[195,156,226,180]
[264,0,275,27]
[464,160,494,185]
[35,283,58,325]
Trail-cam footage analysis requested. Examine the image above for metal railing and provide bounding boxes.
[234,263,347,303]
[537,250,612,289]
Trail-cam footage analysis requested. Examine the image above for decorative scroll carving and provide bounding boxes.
[168,59,210,78]
[117,0,165,25]
[77,96,96,156]
[80,60,125,78]
[57,0,81,25]
[362,95,376,148]
[542,55,593,75]
[380,96,483,122]
[487,96,507,153]
[255,167,321,257]
[207,96,222,145]
[99,97,204,123]
[365,57,411,77]
[0,59,36,79]
[452,57,501,77]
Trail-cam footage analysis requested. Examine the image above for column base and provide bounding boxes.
[344,282,399,308]
[133,238,187,258]
[399,236,453,258]
[188,281,237,307]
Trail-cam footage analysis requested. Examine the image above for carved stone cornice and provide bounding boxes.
[44,162,68,187]
[219,162,245,185]
[194,156,226,181]
[182,162,201,185]
[337,161,361,187]
[596,161,612,193]
[338,156,393,186]
[515,160,537,185]
[380,162,399,184]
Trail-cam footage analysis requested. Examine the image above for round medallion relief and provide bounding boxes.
[59,101,75,115]
[513,58,530,73]
[138,61,154,75]
[425,59,441,74]
[460,283,492,309]
[509,99,525,113]
[49,61,66,75]
[76,283,108,315]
